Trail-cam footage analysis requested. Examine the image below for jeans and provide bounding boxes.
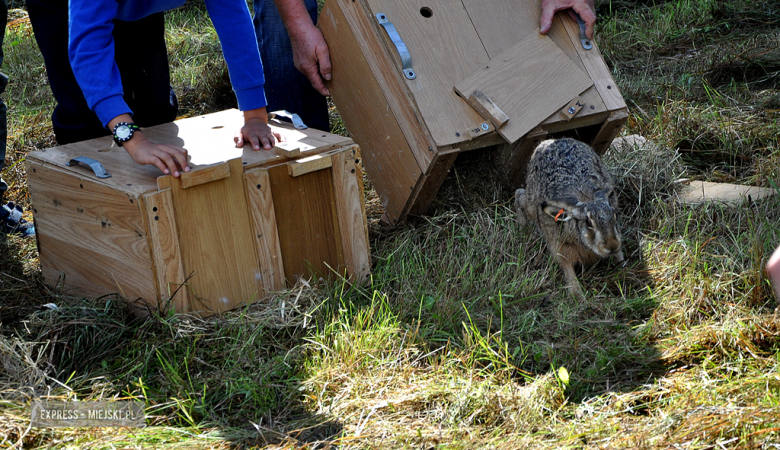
[25,0,177,145]
[0,0,8,203]
[253,0,329,131]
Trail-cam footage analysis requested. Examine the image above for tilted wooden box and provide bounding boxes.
[26,109,370,316]
[320,0,628,225]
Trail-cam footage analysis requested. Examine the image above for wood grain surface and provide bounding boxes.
[330,146,371,280]
[142,188,190,313]
[320,0,422,225]
[363,0,489,147]
[157,158,263,315]
[268,161,345,281]
[455,33,593,144]
[244,168,286,292]
[27,161,157,302]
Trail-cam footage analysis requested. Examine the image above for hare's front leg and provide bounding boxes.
[558,256,585,299]
[549,242,585,299]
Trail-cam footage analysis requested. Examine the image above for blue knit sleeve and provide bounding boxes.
[68,0,132,127]
[203,0,268,112]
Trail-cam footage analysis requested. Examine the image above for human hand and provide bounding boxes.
[124,132,190,177]
[768,245,780,300]
[235,108,286,150]
[540,0,597,39]
[288,22,332,96]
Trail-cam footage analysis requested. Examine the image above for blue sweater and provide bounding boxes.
[69,0,267,127]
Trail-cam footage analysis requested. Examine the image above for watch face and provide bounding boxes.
[116,125,132,140]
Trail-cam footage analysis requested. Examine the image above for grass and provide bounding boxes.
[1,0,779,448]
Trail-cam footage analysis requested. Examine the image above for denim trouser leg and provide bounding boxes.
[253,0,329,132]
[0,0,8,203]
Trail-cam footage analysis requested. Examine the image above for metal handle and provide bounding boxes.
[66,156,112,179]
[269,110,308,130]
[376,13,416,80]
[576,14,593,50]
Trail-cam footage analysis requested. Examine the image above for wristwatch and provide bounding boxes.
[112,122,141,147]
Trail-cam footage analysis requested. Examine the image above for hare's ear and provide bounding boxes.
[596,188,619,209]
[595,189,611,200]
[541,198,583,222]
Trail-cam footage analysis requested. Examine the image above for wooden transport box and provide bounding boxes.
[320,0,629,225]
[26,109,371,316]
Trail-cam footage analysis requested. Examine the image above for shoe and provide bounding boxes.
[1,201,36,237]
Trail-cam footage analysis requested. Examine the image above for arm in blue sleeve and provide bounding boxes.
[68,0,131,127]
[203,0,268,111]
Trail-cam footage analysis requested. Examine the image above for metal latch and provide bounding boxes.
[269,110,308,130]
[66,156,112,179]
[576,14,593,50]
[376,13,416,80]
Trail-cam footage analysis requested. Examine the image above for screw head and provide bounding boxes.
[481,123,489,131]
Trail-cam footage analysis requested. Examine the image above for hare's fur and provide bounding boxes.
[515,138,623,298]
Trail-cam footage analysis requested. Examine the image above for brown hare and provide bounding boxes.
[515,138,623,298]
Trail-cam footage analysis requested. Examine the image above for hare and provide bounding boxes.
[515,138,623,298]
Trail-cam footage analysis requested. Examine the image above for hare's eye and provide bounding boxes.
[586,217,596,228]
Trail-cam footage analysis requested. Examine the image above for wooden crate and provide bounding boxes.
[26,109,370,316]
[320,0,628,225]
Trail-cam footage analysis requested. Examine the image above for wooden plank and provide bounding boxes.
[287,154,333,177]
[379,213,392,227]
[26,161,157,303]
[542,16,608,124]
[460,0,541,59]
[456,132,506,152]
[362,0,490,147]
[560,14,627,111]
[320,0,422,225]
[492,128,548,188]
[543,110,610,134]
[146,109,355,169]
[273,142,301,158]
[591,109,629,154]
[459,2,608,124]
[142,189,190,313]
[324,0,434,173]
[179,162,230,189]
[268,161,345,281]
[244,168,286,291]
[26,110,355,196]
[468,90,510,129]
[26,137,160,195]
[406,152,459,218]
[157,158,263,315]
[455,33,593,144]
[330,146,371,280]
[274,137,357,160]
